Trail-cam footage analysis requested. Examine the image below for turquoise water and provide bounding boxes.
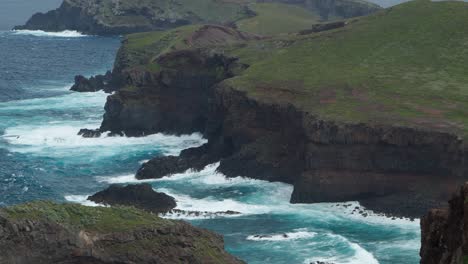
[0,30,420,264]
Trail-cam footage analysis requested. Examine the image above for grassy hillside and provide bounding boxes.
[116,0,468,137]
[3,201,172,233]
[225,0,468,136]
[235,3,320,35]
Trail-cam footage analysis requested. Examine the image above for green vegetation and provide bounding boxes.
[235,3,320,35]
[4,201,171,233]
[118,0,468,137]
[69,0,251,26]
[225,0,468,136]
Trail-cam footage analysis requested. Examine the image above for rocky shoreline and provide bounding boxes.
[76,23,468,219]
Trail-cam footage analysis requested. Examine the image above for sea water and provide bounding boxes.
[0,30,420,264]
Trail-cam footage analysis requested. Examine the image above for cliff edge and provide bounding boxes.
[0,201,244,264]
[95,0,468,218]
[14,0,381,35]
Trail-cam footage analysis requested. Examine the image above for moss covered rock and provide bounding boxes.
[0,201,244,264]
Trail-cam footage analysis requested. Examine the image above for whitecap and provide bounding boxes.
[159,188,271,217]
[3,125,206,158]
[247,229,317,241]
[304,233,380,264]
[64,195,102,207]
[12,30,88,38]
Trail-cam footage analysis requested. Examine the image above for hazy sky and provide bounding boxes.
[0,0,62,30]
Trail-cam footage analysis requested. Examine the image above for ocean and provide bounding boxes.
[0,30,420,264]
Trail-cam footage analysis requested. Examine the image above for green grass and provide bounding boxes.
[223,0,468,136]
[69,0,251,27]
[3,201,171,233]
[116,0,468,137]
[235,3,320,35]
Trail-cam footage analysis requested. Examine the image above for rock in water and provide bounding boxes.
[420,182,468,264]
[77,128,102,138]
[0,201,244,264]
[70,71,113,92]
[88,183,176,214]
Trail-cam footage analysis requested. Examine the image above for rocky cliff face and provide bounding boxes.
[14,0,250,35]
[96,24,468,218]
[420,182,468,264]
[104,53,466,217]
[14,0,380,35]
[0,201,244,264]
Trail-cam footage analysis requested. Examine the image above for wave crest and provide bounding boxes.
[12,30,87,38]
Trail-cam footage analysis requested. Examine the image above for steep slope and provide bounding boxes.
[14,0,380,35]
[98,0,468,217]
[420,182,468,264]
[0,201,244,264]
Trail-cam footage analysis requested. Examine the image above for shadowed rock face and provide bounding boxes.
[0,201,245,264]
[95,24,468,218]
[88,183,177,214]
[420,182,468,264]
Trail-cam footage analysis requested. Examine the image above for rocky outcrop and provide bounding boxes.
[70,71,114,93]
[15,0,379,35]
[0,201,245,264]
[101,43,468,217]
[100,49,248,136]
[13,0,252,35]
[420,182,468,264]
[78,128,102,138]
[88,183,177,214]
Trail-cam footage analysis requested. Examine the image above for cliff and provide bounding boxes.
[14,0,380,35]
[0,201,244,264]
[420,182,468,264]
[98,0,468,218]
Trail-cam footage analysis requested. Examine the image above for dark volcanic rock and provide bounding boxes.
[78,128,102,138]
[88,183,176,214]
[97,24,468,218]
[0,201,244,264]
[70,71,113,93]
[137,138,233,180]
[420,182,468,264]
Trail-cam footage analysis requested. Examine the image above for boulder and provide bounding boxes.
[88,183,176,214]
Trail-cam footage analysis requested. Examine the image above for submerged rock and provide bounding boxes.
[88,183,176,214]
[0,201,244,264]
[77,128,101,138]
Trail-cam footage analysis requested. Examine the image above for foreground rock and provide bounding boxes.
[88,183,176,214]
[420,182,468,264]
[0,201,244,264]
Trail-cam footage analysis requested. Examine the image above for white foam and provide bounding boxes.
[96,174,160,184]
[304,233,380,264]
[247,229,317,241]
[160,188,271,217]
[12,30,87,38]
[0,90,107,111]
[64,195,102,207]
[3,124,206,158]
